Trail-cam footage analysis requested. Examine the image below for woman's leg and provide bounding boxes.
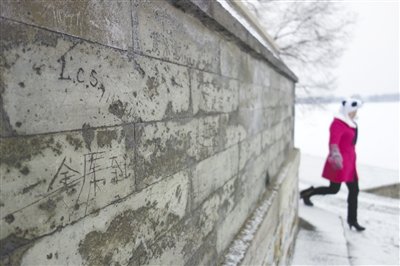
[311,182,341,195]
[345,179,365,231]
[345,180,359,223]
[300,182,341,206]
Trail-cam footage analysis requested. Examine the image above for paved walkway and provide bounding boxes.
[292,154,400,265]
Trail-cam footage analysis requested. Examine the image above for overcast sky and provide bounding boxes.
[333,1,399,97]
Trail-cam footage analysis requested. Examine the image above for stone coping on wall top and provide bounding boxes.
[167,0,298,83]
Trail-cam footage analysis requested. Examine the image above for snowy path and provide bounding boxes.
[292,154,400,265]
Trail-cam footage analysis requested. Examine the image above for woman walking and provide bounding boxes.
[300,98,366,231]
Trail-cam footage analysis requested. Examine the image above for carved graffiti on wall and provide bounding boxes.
[47,152,131,213]
[3,151,132,224]
[57,45,106,101]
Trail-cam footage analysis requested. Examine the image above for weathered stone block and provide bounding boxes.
[239,153,269,211]
[277,152,300,217]
[271,123,284,143]
[267,155,280,180]
[261,128,273,151]
[220,40,242,79]
[262,89,273,109]
[216,197,249,257]
[192,145,239,209]
[135,118,197,189]
[281,76,295,95]
[259,107,273,131]
[0,125,135,241]
[239,53,271,86]
[270,69,282,90]
[16,169,189,265]
[220,113,246,148]
[237,150,300,266]
[197,114,244,158]
[280,87,294,106]
[0,20,190,136]
[239,82,264,110]
[131,54,192,122]
[196,115,227,160]
[274,89,294,107]
[187,177,238,262]
[216,182,255,254]
[192,70,239,115]
[250,57,271,87]
[142,175,238,265]
[184,233,218,266]
[239,133,262,171]
[266,105,290,128]
[241,194,279,266]
[237,108,265,138]
[0,0,132,50]
[216,169,268,256]
[133,0,220,73]
[134,114,243,190]
[262,88,280,108]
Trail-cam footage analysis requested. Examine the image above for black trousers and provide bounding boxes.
[310,180,359,222]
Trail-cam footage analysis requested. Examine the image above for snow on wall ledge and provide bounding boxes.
[0,0,298,265]
[223,149,300,266]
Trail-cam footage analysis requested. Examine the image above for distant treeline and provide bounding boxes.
[296,93,400,104]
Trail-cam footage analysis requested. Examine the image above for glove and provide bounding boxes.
[328,144,343,170]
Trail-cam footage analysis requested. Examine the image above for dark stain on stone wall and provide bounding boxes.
[38,198,57,213]
[145,76,160,100]
[4,214,15,224]
[0,136,62,169]
[108,100,126,119]
[79,205,181,265]
[129,241,151,266]
[96,129,118,148]
[0,79,17,137]
[184,232,218,266]
[66,134,83,151]
[19,166,30,175]
[0,234,32,266]
[82,123,95,151]
[134,124,196,189]
[0,19,31,52]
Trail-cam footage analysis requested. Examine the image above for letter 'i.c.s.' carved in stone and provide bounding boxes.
[58,55,71,80]
[77,68,85,83]
[90,70,98,87]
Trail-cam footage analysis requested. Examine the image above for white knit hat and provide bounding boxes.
[340,98,363,115]
[335,98,363,128]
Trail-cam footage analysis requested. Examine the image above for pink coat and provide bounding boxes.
[322,118,358,183]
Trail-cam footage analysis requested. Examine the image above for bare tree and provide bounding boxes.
[242,0,355,97]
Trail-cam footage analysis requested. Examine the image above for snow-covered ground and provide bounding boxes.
[293,102,400,265]
[293,154,400,266]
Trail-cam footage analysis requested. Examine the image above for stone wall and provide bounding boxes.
[0,0,299,265]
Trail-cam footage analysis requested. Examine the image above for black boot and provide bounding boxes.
[300,186,314,206]
[348,221,366,231]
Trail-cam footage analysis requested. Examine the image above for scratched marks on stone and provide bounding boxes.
[56,152,130,213]
[57,46,106,102]
[6,151,133,218]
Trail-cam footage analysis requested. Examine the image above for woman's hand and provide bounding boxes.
[328,144,343,170]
